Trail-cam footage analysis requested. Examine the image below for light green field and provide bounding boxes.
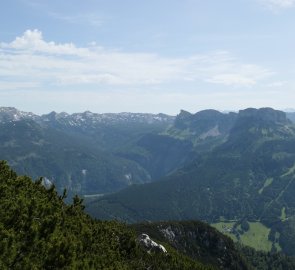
[281,207,287,221]
[212,221,275,252]
[211,222,237,242]
[239,222,272,251]
[162,128,191,140]
[258,178,273,194]
[274,232,282,252]
[282,163,295,177]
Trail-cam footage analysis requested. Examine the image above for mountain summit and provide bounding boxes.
[0,107,38,122]
[238,107,291,125]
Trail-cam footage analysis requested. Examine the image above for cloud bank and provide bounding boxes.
[0,29,273,91]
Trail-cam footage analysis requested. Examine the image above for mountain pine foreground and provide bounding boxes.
[2,161,295,269]
[0,160,216,269]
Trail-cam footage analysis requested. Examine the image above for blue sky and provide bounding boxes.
[0,0,295,114]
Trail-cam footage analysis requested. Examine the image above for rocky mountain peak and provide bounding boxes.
[0,107,38,122]
[238,107,290,125]
[174,109,237,136]
[193,109,223,118]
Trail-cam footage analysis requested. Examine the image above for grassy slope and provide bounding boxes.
[212,222,273,252]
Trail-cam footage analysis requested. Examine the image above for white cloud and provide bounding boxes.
[207,74,256,86]
[0,29,274,90]
[205,63,272,86]
[261,0,295,9]
[1,29,90,56]
[0,81,40,90]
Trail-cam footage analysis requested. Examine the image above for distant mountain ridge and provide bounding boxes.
[0,107,174,125]
[0,107,38,122]
[238,107,291,124]
[1,106,295,197]
[0,106,236,196]
[1,106,294,125]
[0,107,180,197]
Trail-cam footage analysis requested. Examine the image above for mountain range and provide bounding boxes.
[0,106,242,196]
[0,107,175,197]
[2,106,295,257]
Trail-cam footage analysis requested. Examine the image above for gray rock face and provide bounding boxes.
[160,226,176,242]
[41,177,53,189]
[138,233,167,254]
[238,107,290,124]
[0,107,38,123]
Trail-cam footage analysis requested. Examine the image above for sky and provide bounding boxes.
[0,0,295,115]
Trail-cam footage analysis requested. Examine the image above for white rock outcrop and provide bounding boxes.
[138,233,167,254]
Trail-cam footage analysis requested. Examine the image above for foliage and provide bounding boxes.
[239,245,295,270]
[0,161,214,269]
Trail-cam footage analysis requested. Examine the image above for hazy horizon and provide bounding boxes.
[2,105,295,117]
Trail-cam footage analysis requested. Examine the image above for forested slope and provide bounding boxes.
[0,160,216,269]
[86,108,295,255]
